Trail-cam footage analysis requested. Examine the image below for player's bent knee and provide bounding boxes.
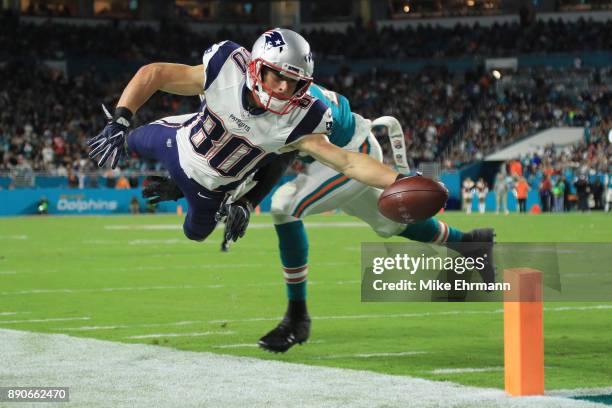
[373,223,405,239]
[183,224,210,242]
[272,213,299,225]
[271,182,298,215]
[375,229,395,238]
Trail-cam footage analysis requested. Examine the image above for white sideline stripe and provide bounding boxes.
[0,278,361,296]
[317,351,429,360]
[105,262,354,271]
[60,320,207,331]
[0,312,19,316]
[105,222,368,231]
[207,305,612,324]
[430,367,505,374]
[0,285,197,296]
[0,329,599,408]
[212,340,326,349]
[211,340,325,349]
[126,331,235,339]
[0,317,90,324]
[212,343,259,349]
[0,271,17,275]
[128,238,209,246]
[49,304,612,332]
[6,263,357,275]
[544,305,612,312]
[84,239,221,245]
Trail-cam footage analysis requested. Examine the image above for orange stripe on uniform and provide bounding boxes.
[294,175,349,217]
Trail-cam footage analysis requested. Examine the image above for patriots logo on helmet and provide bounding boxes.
[264,30,286,49]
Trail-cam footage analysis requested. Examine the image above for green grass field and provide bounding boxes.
[1,212,611,392]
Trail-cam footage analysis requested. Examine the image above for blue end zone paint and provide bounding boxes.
[573,395,612,405]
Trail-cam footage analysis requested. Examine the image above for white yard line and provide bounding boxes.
[128,238,196,245]
[0,317,90,324]
[60,320,207,331]
[430,367,505,374]
[0,235,28,240]
[125,331,235,339]
[0,285,198,296]
[56,305,612,332]
[316,351,430,360]
[4,263,359,276]
[208,305,612,324]
[212,340,325,349]
[211,343,260,349]
[544,305,612,312]
[0,328,602,407]
[0,271,17,275]
[105,222,368,231]
[0,277,360,296]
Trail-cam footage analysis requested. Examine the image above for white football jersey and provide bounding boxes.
[175,41,332,192]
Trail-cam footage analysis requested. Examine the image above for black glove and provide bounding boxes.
[216,197,253,243]
[142,176,184,204]
[88,105,132,168]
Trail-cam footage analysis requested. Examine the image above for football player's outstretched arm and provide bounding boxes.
[292,134,398,189]
[117,63,205,114]
[88,63,204,168]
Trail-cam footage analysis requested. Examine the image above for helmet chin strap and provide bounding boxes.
[247,58,307,115]
[249,87,266,110]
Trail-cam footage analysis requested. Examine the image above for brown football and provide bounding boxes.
[378,176,448,223]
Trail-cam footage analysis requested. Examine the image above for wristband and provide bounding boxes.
[239,198,254,212]
[114,106,133,122]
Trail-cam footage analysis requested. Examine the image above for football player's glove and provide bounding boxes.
[395,171,422,182]
[142,176,184,204]
[88,105,131,169]
[216,197,253,243]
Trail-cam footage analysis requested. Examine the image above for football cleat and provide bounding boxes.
[220,237,230,252]
[258,313,310,353]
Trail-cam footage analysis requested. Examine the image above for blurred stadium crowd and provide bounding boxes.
[0,16,610,210]
[2,16,611,61]
[490,137,610,213]
[0,62,199,178]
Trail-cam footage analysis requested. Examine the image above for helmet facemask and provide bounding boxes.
[247,58,312,115]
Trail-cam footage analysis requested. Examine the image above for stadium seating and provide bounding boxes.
[0,17,609,203]
[2,15,610,60]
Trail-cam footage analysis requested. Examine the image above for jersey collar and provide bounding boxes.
[241,82,266,116]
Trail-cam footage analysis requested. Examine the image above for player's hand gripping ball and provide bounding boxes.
[378,175,448,223]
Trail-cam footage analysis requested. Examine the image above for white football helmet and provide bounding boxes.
[247,28,314,115]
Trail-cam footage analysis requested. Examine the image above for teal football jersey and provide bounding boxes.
[308,84,355,148]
